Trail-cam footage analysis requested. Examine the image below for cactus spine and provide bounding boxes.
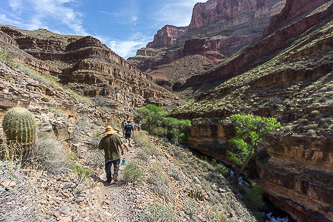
[2,107,37,146]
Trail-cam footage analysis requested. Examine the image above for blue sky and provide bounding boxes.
[0,0,204,58]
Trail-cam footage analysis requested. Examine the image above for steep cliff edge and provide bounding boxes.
[172,1,333,221]
[0,25,182,110]
[128,0,285,90]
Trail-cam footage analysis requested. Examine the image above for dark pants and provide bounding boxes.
[125,132,131,139]
[105,158,120,182]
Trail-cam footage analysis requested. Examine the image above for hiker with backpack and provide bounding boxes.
[123,120,134,146]
[98,125,124,183]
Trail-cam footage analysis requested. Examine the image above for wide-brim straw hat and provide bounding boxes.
[102,126,118,135]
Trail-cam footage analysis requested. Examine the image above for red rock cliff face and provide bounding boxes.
[189,0,264,30]
[129,0,285,90]
[147,25,188,49]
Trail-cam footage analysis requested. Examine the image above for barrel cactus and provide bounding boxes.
[2,107,37,156]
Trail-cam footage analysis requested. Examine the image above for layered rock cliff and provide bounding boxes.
[0,25,182,109]
[128,0,285,89]
[172,0,333,221]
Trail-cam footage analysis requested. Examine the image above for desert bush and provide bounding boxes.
[184,199,198,219]
[49,107,66,118]
[206,172,224,185]
[147,163,170,199]
[133,131,160,157]
[0,47,15,67]
[72,164,93,180]
[33,133,69,174]
[137,150,149,161]
[18,64,61,89]
[167,168,184,181]
[49,107,67,118]
[74,115,90,132]
[137,203,177,222]
[65,90,94,105]
[88,149,104,168]
[91,132,103,149]
[122,162,143,182]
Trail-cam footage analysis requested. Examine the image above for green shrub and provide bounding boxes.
[0,47,15,67]
[137,203,177,222]
[72,164,93,180]
[178,133,186,143]
[122,162,142,182]
[49,107,66,118]
[239,182,264,212]
[215,164,230,177]
[184,199,198,219]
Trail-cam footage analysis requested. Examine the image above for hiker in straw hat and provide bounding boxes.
[98,125,125,183]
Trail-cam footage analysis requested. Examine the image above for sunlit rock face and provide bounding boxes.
[0,25,182,108]
[128,0,285,90]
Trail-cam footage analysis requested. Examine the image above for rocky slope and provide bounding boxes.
[172,0,333,221]
[0,58,255,221]
[0,25,182,110]
[128,0,286,89]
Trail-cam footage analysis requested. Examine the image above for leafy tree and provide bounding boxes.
[136,104,191,143]
[136,104,167,133]
[227,114,280,183]
[162,117,191,144]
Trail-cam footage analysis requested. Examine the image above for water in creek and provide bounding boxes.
[178,143,295,222]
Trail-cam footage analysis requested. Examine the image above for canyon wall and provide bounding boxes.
[0,25,181,108]
[128,0,285,89]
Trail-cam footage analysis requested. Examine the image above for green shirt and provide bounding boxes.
[98,134,123,161]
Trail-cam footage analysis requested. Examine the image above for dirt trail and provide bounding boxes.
[91,141,140,222]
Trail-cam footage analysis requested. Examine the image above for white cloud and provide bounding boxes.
[9,0,23,12]
[3,0,88,36]
[108,33,151,59]
[0,14,22,26]
[156,0,205,27]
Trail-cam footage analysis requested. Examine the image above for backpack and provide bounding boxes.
[124,124,133,134]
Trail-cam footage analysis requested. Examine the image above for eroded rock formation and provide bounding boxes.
[0,25,181,108]
[128,0,285,89]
